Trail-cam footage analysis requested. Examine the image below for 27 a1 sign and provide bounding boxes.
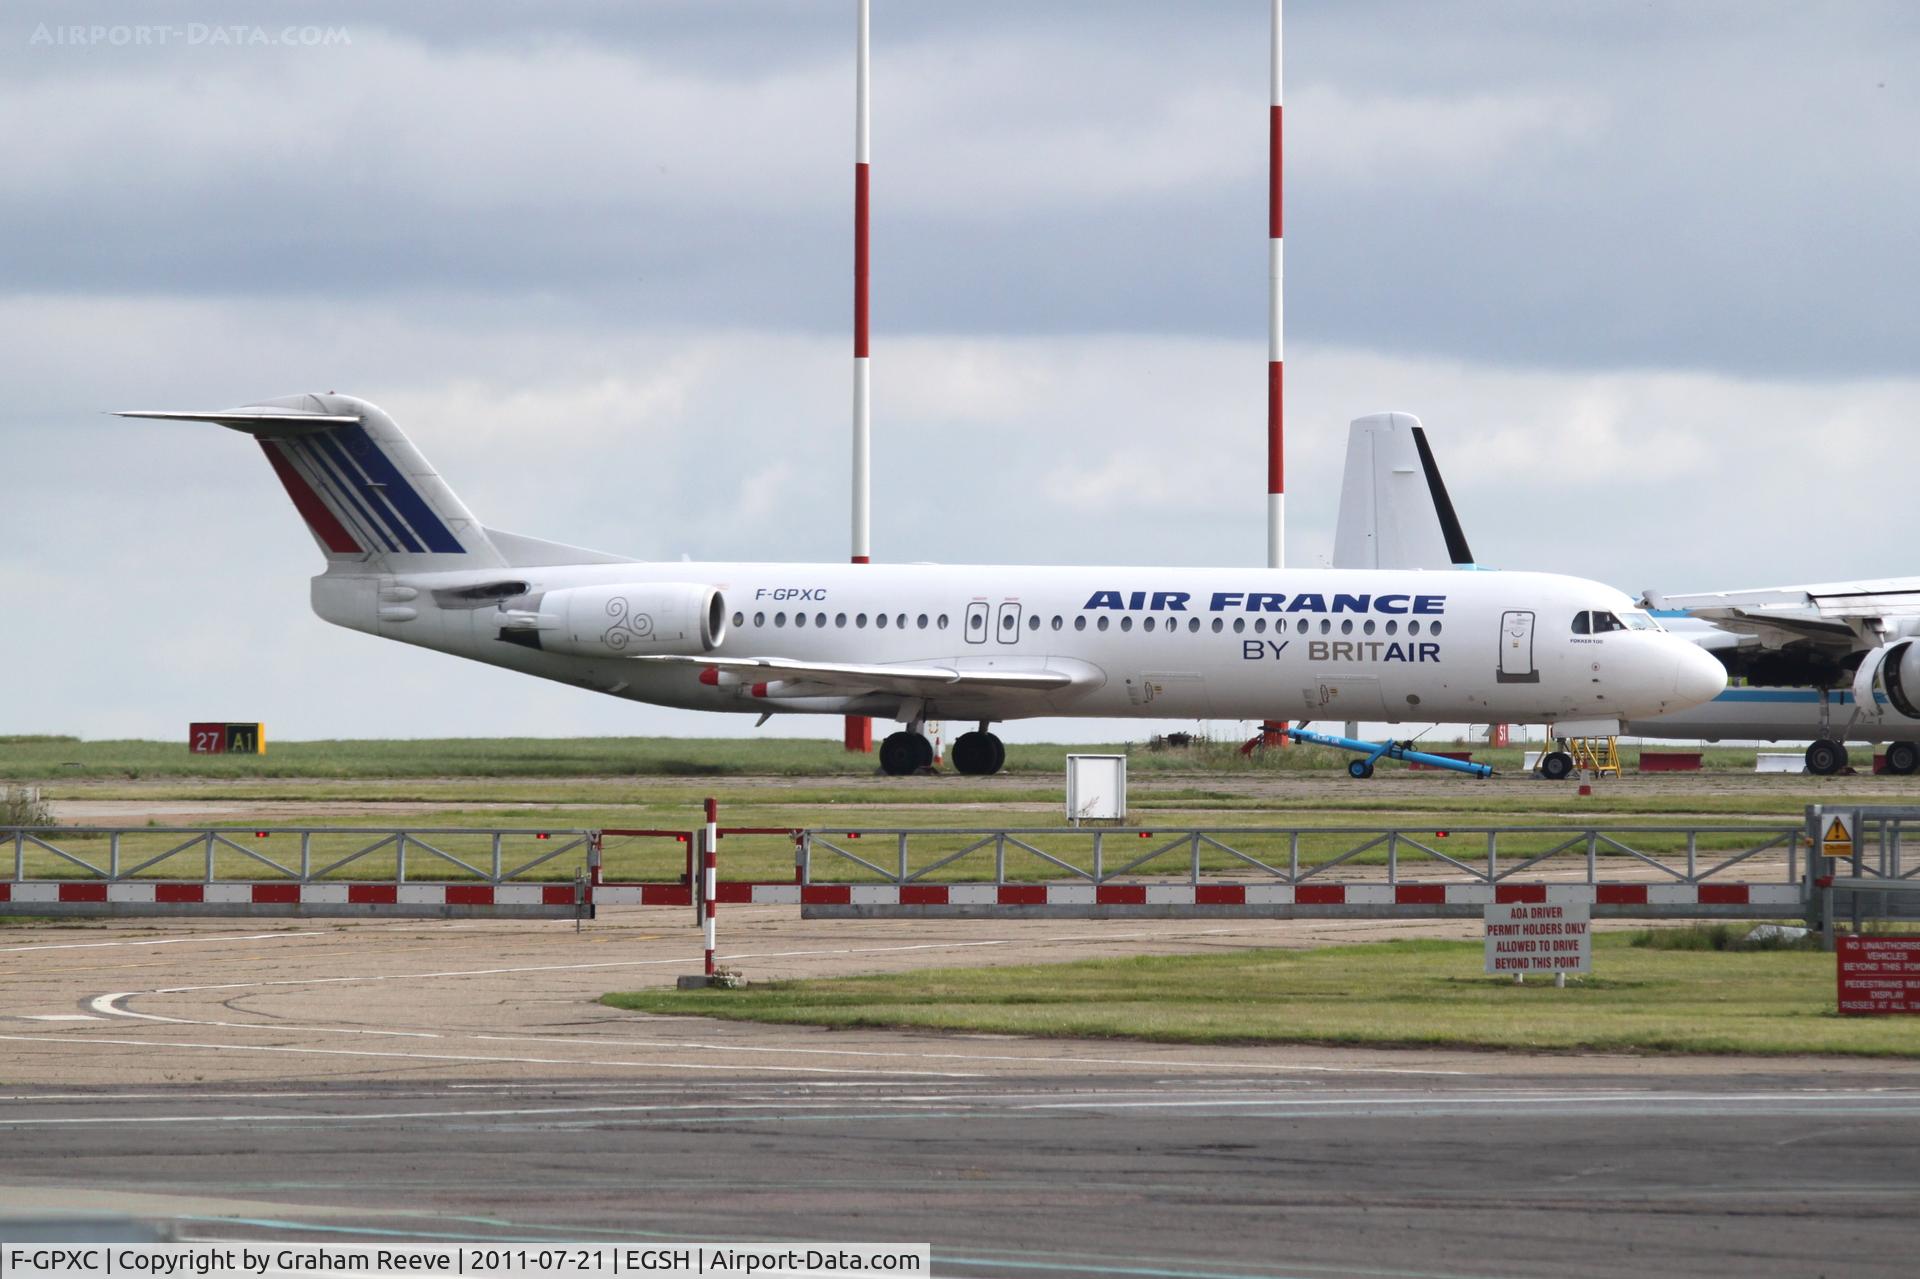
[188,722,265,755]
[1836,936,1920,1015]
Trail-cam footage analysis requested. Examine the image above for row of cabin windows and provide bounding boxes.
[727,610,1441,638]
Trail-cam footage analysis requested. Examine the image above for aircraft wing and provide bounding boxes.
[631,654,1079,699]
[1645,579,1920,651]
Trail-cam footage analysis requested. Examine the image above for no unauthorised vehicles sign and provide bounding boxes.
[1485,902,1592,975]
[1836,935,1920,1015]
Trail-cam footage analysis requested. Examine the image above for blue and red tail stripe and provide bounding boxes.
[258,427,466,556]
[258,440,363,554]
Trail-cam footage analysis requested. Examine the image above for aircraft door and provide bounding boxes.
[964,602,989,644]
[1498,610,1539,683]
[995,602,1022,645]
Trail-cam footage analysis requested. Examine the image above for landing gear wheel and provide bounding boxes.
[951,730,1006,776]
[1539,751,1575,781]
[1806,739,1848,776]
[1887,742,1920,776]
[879,732,928,777]
[1347,759,1375,779]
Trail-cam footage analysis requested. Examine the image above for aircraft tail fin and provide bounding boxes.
[1330,412,1477,571]
[118,394,506,570]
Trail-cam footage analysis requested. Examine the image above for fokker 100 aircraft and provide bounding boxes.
[122,394,1728,775]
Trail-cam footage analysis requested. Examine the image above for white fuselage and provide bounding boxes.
[313,561,1726,727]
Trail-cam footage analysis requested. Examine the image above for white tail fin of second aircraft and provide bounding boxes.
[1330,412,1477,572]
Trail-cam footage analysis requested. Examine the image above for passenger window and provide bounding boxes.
[775,612,787,627]
[835,613,847,628]
[1408,620,1420,635]
[1143,617,1156,633]
[856,613,867,628]
[754,612,765,627]
[938,614,949,629]
[876,613,887,629]
[1052,616,1063,631]
[1384,620,1397,635]
[1074,616,1087,631]
[897,614,907,629]
[1211,619,1223,633]
[1254,619,1267,634]
[1430,621,1443,636]
[795,612,807,628]
[1232,618,1246,634]
[919,614,929,629]
[732,612,744,628]
[817,613,827,628]
[1187,618,1199,633]
[1097,616,1110,631]
[1120,617,1133,632]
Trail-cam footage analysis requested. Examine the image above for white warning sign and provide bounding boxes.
[1485,902,1592,974]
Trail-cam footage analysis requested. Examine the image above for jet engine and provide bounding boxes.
[1851,639,1920,719]
[497,583,726,657]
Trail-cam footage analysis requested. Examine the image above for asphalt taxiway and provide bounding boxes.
[5,911,1919,1278]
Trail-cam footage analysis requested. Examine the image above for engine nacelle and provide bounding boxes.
[1851,639,1920,720]
[500,583,726,657]
[1884,640,1920,719]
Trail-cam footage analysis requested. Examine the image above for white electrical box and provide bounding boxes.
[1066,754,1127,824]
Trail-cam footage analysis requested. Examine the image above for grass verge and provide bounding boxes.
[602,933,1920,1057]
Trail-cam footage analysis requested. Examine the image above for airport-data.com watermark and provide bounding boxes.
[29,22,351,48]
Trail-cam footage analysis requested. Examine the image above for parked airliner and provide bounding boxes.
[121,395,1727,775]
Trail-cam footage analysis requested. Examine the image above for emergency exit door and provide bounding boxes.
[1498,610,1539,683]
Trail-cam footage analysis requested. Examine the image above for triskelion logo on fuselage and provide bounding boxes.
[601,597,657,650]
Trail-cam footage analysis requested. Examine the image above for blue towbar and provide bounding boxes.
[1286,727,1494,779]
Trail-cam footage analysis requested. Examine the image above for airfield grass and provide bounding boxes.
[3,734,1888,882]
[0,733,1780,782]
[603,931,1920,1058]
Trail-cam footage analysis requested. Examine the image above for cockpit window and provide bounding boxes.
[1573,610,1639,635]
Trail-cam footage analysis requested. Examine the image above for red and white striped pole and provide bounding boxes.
[1266,0,1284,571]
[1261,0,1290,750]
[703,796,718,977]
[843,0,875,755]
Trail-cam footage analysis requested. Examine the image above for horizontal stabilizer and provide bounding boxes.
[116,408,360,436]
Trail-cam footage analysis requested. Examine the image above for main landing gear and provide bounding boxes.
[1805,739,1849,776]
[878,721,1007,777]
[1886,741,1920,776]
[878,729,935,777]
[950,724,1007,776]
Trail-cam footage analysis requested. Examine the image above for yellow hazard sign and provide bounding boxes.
[1822,813,1855,858]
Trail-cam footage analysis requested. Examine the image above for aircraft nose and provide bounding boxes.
[1671,642,1728,707]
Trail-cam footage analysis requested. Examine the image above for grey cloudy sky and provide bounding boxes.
[5,1,1919,743]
